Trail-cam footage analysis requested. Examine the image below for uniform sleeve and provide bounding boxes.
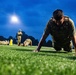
[69,18,75,37]
[44,20,52,35]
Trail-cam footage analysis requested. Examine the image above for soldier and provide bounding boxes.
[0,40,9,45]
[34,9,76,54]
[23,39,32,46]
[17,29,22,46]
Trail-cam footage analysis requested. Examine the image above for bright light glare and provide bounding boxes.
[10,15,20,24]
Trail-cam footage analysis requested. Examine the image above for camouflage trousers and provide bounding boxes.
[17,36,21,46]
[52,41,72,52]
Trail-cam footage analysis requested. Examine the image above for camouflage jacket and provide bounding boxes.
[44,16,75,43]
[17,31,22,36]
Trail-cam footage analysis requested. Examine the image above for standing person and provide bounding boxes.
[17,29,22,46]
[34,9,76,54]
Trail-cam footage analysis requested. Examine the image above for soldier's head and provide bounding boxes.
[53,9,64,25]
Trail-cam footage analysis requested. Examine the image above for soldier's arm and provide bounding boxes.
[34,33,48,52]
[34,20,51,52]
[72,35,76,54]
[69,18,76,55]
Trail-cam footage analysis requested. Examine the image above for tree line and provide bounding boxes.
[0,31,52,47]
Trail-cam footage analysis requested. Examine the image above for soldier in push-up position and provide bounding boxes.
[34,9,76,54]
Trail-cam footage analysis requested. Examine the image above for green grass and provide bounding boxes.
[0,45,76,75]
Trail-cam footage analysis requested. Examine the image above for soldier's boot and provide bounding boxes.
[64,47,72,52]
[53,43,61,51]
[63,42,72,52]
[18,43,21,46]
[54,47,61,51]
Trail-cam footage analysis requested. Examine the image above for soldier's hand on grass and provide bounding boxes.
[33,49,39,52]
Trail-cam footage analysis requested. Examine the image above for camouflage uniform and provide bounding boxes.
[44,16,75,51]
[23,39,32,46]
[17,30,22,46]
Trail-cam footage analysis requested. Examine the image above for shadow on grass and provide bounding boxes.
[65,56,76,60]
[18,49,32,51]
[11,48,33,52]
[11,48,76,60]
[40,50,67,53]
[12,48,67,53]
[35,53,76,60]
[12,48,71,55]
[33,50,76,60]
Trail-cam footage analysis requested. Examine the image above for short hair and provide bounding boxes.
[53,9,63,20]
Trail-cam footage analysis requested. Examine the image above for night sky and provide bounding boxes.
[0,0,76,41]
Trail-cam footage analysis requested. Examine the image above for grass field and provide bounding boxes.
[0,45,76,75]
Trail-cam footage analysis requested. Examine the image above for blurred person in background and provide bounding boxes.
[17,29,22,46]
